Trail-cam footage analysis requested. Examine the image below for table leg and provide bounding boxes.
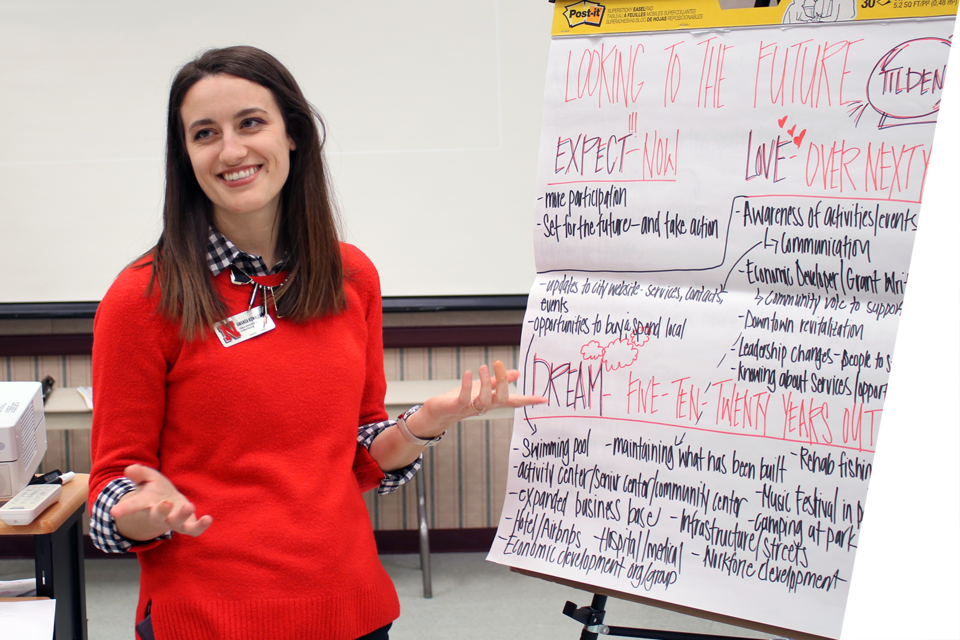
[34,503,88,640]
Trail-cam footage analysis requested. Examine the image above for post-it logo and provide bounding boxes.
[564,1,606,28]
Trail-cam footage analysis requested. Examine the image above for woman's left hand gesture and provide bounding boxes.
[369,360,546,472]
[408,361,547,439]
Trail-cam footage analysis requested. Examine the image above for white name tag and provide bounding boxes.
[214,307,276,347]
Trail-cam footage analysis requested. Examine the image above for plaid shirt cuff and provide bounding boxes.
[358,405,427,495]
[89,477,172,553]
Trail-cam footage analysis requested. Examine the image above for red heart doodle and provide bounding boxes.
[793,128,806,147]
[778,116,788,128]
[787,125,796,136]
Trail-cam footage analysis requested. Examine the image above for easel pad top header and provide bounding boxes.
[552,0,959,36]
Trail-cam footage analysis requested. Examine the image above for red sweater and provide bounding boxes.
[89,244,399,640]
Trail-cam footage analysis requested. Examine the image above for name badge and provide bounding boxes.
[214,307,275,347]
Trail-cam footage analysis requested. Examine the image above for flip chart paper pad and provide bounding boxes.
[487,4,957,638]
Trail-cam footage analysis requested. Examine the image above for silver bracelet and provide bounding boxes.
[396,412,443,447]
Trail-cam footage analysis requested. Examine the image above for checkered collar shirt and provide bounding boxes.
[205,226,288,277]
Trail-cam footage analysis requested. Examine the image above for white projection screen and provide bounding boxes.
[0,1,552,304]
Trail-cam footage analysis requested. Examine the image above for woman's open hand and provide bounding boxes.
[110,464,213,542]
[410,361,547,439]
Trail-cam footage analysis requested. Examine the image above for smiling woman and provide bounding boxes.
[181,76,296,269]
[152,47,346,339]
[85,45,545,640]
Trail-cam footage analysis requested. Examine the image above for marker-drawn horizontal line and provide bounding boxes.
[546,179,677,186]
[742,193,922,205]
[537,266,721,274]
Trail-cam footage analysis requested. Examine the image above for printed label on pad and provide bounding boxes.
[214,308,275,347]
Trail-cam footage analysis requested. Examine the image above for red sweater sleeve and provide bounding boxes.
[88,264,181,513]
[343,244,389,493]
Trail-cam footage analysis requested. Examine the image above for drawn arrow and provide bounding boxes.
[721,241,763,293]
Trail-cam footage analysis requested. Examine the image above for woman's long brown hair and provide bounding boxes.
[147,46,344,338]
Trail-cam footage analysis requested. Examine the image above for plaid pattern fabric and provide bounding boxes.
[358,405,426,495]
[89,477,172,553]
[205,226,288,276]
[90,230,423,552]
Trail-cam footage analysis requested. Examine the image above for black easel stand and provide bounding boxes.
[564,594,752,640]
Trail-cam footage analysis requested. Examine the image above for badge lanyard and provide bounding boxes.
[213,266,287,348]
[229,265,285,321]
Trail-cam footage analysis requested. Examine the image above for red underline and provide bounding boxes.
[547,179,677,185]
[523,414,876,453]
[742,193,922,205]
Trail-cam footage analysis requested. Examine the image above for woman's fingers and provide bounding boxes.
[109,498,138,520]
[180,514,214,537]
[149,500,174,528]
[425,363,546,424]
[459,370,473,406]
[492,360,509,404]
[465,362,545,414]
[124,464,178,499]
[111,465,213,538]
[124,463,164,487]
[110,487,163,519]
[147,497,213,537]
[111,465,173,518]
[504,394,549,408]
[168,501,194,525]
[477,364,493,409]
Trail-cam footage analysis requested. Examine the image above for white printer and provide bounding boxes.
[0,382,47,501]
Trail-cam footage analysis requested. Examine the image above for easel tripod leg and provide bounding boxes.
[563,593,758,639]
[563,593,609,640]
[582,594,609,640]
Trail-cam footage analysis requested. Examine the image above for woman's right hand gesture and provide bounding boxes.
[110,464,213,542]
